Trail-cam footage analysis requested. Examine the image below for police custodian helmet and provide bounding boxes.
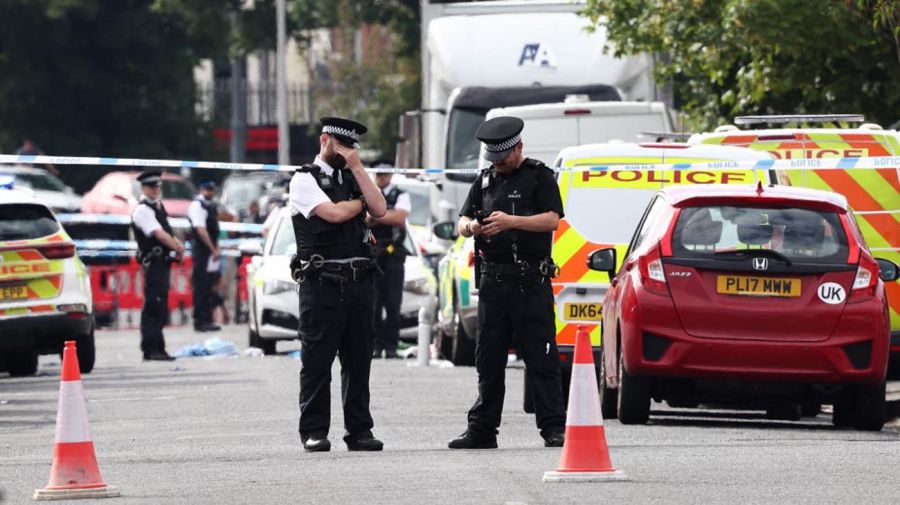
[476,116,524,161]
[320,117,368,149]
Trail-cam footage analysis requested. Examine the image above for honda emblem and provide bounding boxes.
[752,257,769,271]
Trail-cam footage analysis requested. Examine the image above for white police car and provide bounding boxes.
[0,176,95,376]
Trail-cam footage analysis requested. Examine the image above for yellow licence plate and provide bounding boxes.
[563,302,603,321]
[716,275,801,297]
[0,284,28,302]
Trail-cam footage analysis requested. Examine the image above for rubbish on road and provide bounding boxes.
[544,325,627,483]
[173,337,238,358]
[243,347,264,358]
[34,341,120,500]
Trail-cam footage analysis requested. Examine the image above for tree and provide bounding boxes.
[580,0,900,130]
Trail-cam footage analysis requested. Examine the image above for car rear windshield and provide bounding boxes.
[671,205,849,264]
[0,203,60,240]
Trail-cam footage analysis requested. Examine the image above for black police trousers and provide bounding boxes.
[373,256,405,355]
[467,273,566,436]
[191,250,213,327]
[140,261,171,356]
[297,274,376,441]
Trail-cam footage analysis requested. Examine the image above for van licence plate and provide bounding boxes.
[563,302,602,321]
[0,284,28,302]
[716,275,801,297]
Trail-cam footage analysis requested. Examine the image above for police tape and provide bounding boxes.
[75,249,244,258]
[3,153,900,174]
[57,213,264,234]
[73,238,250,250]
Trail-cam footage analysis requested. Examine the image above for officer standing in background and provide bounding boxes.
[289,117,387,452]
[449,116,567,449]
[368,166,411,359]
[188,180,222,333]
[131,170,184,361]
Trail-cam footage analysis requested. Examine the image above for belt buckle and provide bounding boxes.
[350,260,366,282]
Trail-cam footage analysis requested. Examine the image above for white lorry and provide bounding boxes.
[397,0,662,222]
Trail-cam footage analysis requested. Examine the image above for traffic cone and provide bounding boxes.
[543,325,627,483]
[34,341,120,500]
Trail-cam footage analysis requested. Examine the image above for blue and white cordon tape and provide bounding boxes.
[56,214,264,234]
[2,153,900,174]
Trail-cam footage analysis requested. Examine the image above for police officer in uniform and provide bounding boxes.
[188,180,222,332]
[289,117,387,452]
[131,170,185,361]
[368,167,411,359]
[448,116,566,449]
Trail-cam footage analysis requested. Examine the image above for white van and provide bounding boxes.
[479,99,674,166]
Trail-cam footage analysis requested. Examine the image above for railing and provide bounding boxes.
[196,81,311,126]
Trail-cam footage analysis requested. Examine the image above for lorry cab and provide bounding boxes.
[548,142,774,398]
[688,115,900,368]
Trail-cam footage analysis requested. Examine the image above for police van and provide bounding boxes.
[688,115,900,372]
[538,142,774,409]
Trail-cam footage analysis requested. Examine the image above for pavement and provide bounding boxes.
[1,324,899,505]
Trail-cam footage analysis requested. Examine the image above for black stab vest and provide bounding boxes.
[132,199,174,256]
[371,186,408,258]
[190,196,220,255]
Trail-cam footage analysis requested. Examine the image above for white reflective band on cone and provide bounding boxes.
[565,364,603,426]
[55,381,92,444]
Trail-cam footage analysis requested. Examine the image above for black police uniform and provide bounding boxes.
[189,194,220,329]
[292,117,382,450]
[132,195,176,360]
[456,118,566,444]
[371,185,408,358]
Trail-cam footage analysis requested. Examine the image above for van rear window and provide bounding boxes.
[671,205,849,264]
[0,204,60,241]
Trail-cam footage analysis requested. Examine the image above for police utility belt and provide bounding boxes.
[290,254,382,284]
[480,257,559,280]
[138,246,178,267]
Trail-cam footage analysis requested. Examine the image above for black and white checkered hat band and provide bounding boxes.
[322,125,360,141]
[484,134,521,153]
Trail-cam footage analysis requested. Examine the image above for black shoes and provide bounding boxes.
[344,434,384,452]
[542,431,565,448]
[143,352,176,361]
[194,323,222,333]
[448,429,498,449]
[384,351,400,359]
[302,436,331,452]
[372,349,383,359]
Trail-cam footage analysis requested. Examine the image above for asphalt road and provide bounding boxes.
[1,324,899,505]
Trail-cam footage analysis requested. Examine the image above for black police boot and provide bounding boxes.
[542,430,565,448]
[143,351,176,362]
[302,436,331,453]
[448,429,498,449]
[372,348,383,359]
[344,432,383,452]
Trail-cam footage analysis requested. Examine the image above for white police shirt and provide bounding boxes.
[132,196,163,237]
[289,156,340,219]
[383,184,411,213]
[187,195,212,229]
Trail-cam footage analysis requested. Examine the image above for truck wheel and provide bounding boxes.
[616,348,649,424]
[76,333,96,374]
[852,381,886,431]
[451,318,475,367]
[7,352,38,377]
[523,370,535,414]
[259,338,277,356]
[599,347,617,420]
[766,403,801,421]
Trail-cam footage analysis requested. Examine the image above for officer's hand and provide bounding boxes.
[482,211,517,237]
[175,241,185,255]
[467,220,483,236]
[334,143,363,170]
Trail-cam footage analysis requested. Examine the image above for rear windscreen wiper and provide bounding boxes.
[714,249,793,266]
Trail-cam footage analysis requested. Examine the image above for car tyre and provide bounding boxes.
[766,403,801,421]
[249,328,259,348]
[832,394,855,428]
[616,347,650,424]
[599,347,618,420]
[800,401,822,417]
[76,332,96,374]
[7,352,38,377]
[259,337,277,356]
[852,381,886,431]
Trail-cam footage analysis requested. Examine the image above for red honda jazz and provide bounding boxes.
[592,184,898,431]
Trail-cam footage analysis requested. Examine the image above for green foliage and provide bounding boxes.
[581,0,900,130]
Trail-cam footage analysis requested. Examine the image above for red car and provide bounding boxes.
[81,171,195,217]
[593,184,898,431]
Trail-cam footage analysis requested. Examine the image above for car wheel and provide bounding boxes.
[616,346,650,424]
[437,327,453,361]
[800,401,822,417]
[599,347,618,420]
[766,403,801,421]
[259,338,277,356]
[852,381,886,431]
[832,394,855,428]
[7,352,38,377]
[523,370,535,414]
[76,333,96,374]
[451,314,475,367]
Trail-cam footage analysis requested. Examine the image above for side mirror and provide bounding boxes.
[238,240,263,257]
[432,221,459,241]
[876,258,899,282]
[587,248,617,276]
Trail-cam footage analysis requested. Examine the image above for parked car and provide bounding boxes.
[0,165,82,213]
[0,183,95,376]
[594,183,898,430]
[243,207,435,355]
[81,171,195,217]
[221,172,288,217]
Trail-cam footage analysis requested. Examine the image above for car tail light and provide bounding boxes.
[850,255,878,301]
[39,243,76,259]
[564,109,591,115]
[638,244,668,295]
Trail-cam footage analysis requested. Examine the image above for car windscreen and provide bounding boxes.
[671,205,849,264]
[162,180,195,200]
[1,171,67,192]
[269,216,297,256]
[446,107,484,182]
[0,203,60,240]
[405,187,430,227]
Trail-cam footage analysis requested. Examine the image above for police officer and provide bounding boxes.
[188,180,222,333]
[368,166,411,359]
[448,116,566,449]
[131,170,185,361]
[289,117,387,452]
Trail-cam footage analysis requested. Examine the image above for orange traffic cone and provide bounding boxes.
[34,341,120,500]
[544,325,627,482]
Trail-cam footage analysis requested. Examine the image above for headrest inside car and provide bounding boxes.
[681,210,723,247]
[783,222,825,251]
[737,224,773,245]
